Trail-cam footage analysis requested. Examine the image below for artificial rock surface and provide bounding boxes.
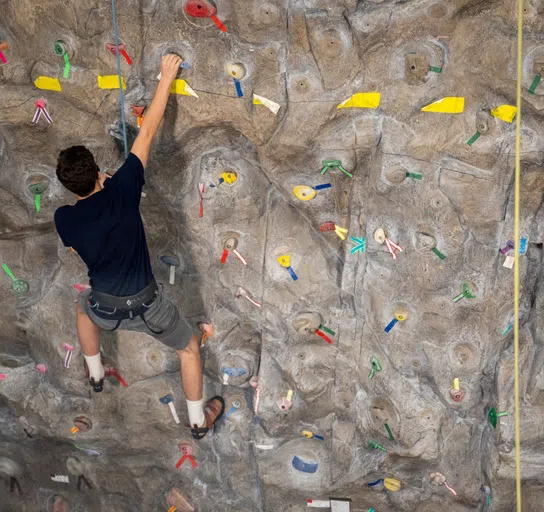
[1,0,544,511]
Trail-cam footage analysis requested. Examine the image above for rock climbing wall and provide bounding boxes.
[1,0,544,510]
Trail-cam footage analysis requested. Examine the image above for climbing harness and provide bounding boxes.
[88,278,163,334]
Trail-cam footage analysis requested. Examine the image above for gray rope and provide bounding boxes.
[111,0,128,158]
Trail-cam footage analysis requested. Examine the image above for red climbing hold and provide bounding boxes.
[185,0,216,17]
[184,0,227,32]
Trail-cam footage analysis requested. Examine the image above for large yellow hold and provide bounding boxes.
[384,478,402,492]
[421,97,465,113]
[293,186,316,201]
[337,92,381,109]
[170,79,199,98]
[34,76,62,92]
[491,104,517,123]
[97,75,126,90]
[277,255,291,268]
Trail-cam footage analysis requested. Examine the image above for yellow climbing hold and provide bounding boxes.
[384,478,402,492]
[337,92,381,109]
[421,97,465,114]
[293,185,316,201]
[97,75,126,90]
[221,171,237,185]
[491,104,518,123]
[277,255,291,268]
[34,76,62,92]
[170,79,199,98]
[253,94,281,114]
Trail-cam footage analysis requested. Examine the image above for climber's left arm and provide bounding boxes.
[130,53,182,168]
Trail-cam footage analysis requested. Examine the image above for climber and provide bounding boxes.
[53,54,224,440]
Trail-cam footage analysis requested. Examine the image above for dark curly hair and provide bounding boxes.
[56,146,100,197]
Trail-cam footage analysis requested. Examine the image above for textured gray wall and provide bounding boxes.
[1,0,544,510]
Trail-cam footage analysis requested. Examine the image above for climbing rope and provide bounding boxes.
[111,0,129,158]
[514,0,523,510]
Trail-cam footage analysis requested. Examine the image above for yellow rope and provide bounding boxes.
[514,0,523,509]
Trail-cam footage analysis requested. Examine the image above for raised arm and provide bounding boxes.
[130,54,183,168]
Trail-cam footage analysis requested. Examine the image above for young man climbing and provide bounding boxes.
[54,54,224,440]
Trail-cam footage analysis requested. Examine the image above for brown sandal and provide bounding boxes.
[188,396,225,440]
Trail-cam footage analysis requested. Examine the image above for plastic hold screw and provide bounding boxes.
[292,455,318,473]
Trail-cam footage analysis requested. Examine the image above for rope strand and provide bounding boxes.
[514,0,523,510]
[111,0,128,158]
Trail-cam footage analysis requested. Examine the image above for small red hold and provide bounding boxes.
[131,105,146,117]
[106,43,124,56]
[184,0,217,18]
[320,222,336,232]
[184,0,227,32]
[450,388,464,403]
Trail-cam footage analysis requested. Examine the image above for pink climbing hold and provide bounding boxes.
[73,283,90,293]
[0,374,7,380]
[36,364,47,374]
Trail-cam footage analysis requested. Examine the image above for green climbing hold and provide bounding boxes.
[488,407,497,428]
[368,440,387,452]
[428,66,442,73]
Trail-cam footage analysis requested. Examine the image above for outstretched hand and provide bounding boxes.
[160,54,183,82]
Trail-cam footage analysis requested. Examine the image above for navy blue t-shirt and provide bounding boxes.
[54,153,153,296]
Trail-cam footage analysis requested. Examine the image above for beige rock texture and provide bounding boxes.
[1,0,543,510]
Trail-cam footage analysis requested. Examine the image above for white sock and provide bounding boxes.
[186,398,206,428]
[84,353,105,381]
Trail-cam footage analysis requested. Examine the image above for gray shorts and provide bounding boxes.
[78,287,194,351]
